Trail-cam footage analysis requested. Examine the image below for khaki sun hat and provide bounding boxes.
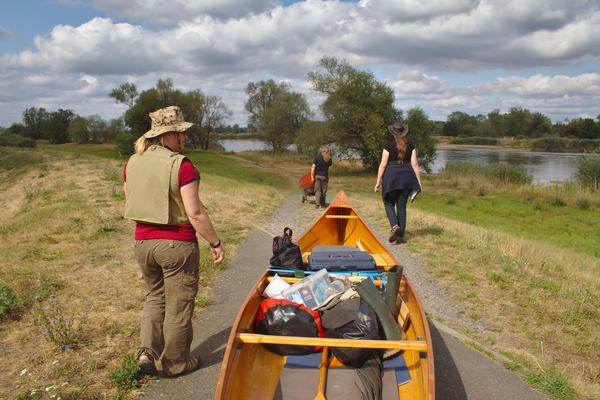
[388,122,409,138]
[143,106,194,138]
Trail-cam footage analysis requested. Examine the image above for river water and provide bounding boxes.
[218,139,586,183]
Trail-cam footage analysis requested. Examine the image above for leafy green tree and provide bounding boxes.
[307,57,399,170]
[106,118,127,142]
[111,80,212,148]
[505,107,533,137]
[111,79,175,135]
[294,120,335,156]
[87,115,109,143]
[406,108,437,173]
[527,112,552,138]
[565,118,600,139]
[431,121,445,136]
[245,80,310,151]
[8,123,24,135]
[176,89,204,148]
[68,116,90,144]
[443,111,478,137]
[486,109,507,137]
[47,109,75,144]
[109,82,139,107]
[122,88,163,135]
[22,107,49,140]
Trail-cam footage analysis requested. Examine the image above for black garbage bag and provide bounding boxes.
[254,298,323,355]
[321,298,381,367]
[270,227,304,270]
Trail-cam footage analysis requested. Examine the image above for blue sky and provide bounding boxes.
[1,0,599,128]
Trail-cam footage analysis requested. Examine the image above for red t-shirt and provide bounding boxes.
[124,158,199,242]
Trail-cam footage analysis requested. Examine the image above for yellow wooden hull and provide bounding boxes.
[215,192,435,399]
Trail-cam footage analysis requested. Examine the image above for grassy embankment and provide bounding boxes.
[0,145,293,399]
[316,162,599,400]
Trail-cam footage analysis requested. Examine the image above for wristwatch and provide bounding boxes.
[210,239,221,248]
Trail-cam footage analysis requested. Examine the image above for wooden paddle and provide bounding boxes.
[314,347,329,400]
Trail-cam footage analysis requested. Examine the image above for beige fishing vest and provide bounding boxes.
[124,145,190,225]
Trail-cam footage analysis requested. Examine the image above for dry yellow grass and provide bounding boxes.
[0,150,288,399]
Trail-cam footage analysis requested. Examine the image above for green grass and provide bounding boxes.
[185,151,289,190]
[414,193,600,257]
[38,144,291,191]
[507,362,578,400]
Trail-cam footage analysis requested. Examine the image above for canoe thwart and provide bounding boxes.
[324,215,358,219]
[236,333,427,351]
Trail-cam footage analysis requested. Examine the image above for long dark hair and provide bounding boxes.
[394,136,407,161]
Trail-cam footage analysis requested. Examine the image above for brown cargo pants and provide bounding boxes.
[134,239,199,375]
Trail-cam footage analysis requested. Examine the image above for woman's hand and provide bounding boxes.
[374,181,380,192]
[211,245,225,264]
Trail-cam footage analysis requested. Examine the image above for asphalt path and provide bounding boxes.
[138,196,547,400]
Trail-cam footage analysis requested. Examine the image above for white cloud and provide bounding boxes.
[3,18,155,75]
[480,73,600,97]
[359,0,479,21]
[2,1,600,126]
[93,0,277,22]
[390,70,449,95]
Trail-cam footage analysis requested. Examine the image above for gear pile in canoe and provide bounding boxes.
[215,192,434,400]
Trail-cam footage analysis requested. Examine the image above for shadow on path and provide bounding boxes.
[430,320,468,399]
[190,327,230,368]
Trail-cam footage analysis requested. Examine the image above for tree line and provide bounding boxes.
[2,56,599,171]
[440,109,600,139]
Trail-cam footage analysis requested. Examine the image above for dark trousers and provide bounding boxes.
[314,175,328,206]
[383,189,411,235]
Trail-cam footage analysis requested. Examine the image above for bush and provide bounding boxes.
[576,198,590,210]
[0,284,18,319]
[570,139,600,152]
[574,156,600,190]
[530,137,568,151]
[550,197,566,207]
[115,132,136,156]
[485,163,532,184]
[0,132,36,148]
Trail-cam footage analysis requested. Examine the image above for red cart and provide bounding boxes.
[298,171,315,203]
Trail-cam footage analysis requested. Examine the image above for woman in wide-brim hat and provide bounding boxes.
[123,105,225,377]
[374,122,422,244]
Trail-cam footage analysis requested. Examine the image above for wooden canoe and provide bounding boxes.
[215,192,435,399]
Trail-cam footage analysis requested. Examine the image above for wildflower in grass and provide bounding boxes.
[32,296,88,350]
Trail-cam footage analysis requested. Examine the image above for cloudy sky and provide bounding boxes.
[1,0,599,128]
